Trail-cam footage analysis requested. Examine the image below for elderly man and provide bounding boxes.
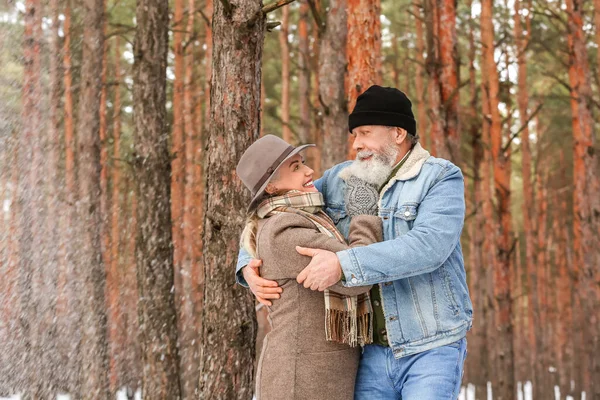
[236,85,473,399]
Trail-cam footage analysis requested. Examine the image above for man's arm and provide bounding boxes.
[338,164,465,286]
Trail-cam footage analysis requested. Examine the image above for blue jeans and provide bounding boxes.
[354,338,467,400]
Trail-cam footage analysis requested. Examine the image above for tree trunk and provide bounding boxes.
[108,35,123,395]
[346,0,381,159]
[171,0,185,328]
[100,24,111,281]
[413,0,428,148]
[280,6,292,143]
[199,0,265,397]
[180,0,201,396]
[513,0,538,387]
[298,0,311,146]
[19,0,44,396]
[133,0,182,397]
[319,0,348,170]
[566,0,600,394]
[481,0,515,396]
[76,0,110,397]
[424,0,460,162]
[60,2,80,390]
[465,0,485,387]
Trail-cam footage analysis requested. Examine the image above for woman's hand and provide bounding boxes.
[242,259,282,306]
[344,176,379,217]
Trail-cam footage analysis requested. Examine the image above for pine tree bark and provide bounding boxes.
[424,0,460,162]
[180,0,202,396]
[44,0,63,389]
[19,0,45,396]
[171,0,186,323]
[481,0,514,396]
[513,0,538,385]
[319,0,348,170]
[280,6,292,143]
[76,0,110,397]
[298,0,311,146]
[413,0,428,149]
[107,35,123,395]
[565,0,600,394]
[133,0,182,397]
[346,0,381,159]
[199,0,265,397]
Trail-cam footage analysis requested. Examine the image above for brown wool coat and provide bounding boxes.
[254,213,383,400]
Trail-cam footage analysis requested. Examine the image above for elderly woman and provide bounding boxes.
[236,135,382,400]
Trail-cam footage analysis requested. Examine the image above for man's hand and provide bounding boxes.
[295,246,342,291]
[242,259,282,306]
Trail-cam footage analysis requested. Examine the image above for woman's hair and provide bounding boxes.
[240,169,285,258]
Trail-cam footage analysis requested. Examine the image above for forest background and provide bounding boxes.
[0,0,599,399]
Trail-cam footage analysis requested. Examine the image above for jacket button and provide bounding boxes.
[373,300,380,307]
[380,329,387,335]
[404,211,411,217]
[351,277,358,284]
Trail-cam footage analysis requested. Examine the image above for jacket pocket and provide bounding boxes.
[393,204,418,236]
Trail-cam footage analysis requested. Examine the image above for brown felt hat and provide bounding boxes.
[236,135,315,211]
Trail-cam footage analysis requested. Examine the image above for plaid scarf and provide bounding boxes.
[256,190,373,347]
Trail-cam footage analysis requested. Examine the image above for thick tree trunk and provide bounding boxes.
[319,0,348,170]
[199,0,265,397]
[76,0,110,397]
[481,0,514,396]
[133,0,182,397]
[280,6,292,143]
[346,0,381,159]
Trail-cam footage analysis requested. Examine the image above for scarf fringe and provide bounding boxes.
[326,308,373,348]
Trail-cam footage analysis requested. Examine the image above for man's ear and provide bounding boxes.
[265,182,278,194]
[394,127,408,145]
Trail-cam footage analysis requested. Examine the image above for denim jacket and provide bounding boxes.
[236,143,473,358]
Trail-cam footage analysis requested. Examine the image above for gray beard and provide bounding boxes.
[342,146,399,188]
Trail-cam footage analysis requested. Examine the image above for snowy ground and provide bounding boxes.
[0,383,587,399]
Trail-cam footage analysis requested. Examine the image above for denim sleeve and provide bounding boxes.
[337,164,465,286]
[235,247,252,288]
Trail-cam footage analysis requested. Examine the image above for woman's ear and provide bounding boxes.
[265,182,278,194]
[394,127,408,145]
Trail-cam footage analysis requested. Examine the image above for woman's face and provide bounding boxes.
[266,153,317,194]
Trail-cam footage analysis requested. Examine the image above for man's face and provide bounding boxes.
[350,125,399,165]
[344,125,402,187]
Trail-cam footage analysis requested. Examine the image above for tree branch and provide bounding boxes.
[262,0,296,14]
[306,0,325,35]
[502,102,544,153]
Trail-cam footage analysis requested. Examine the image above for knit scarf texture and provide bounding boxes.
[256,190,373,347]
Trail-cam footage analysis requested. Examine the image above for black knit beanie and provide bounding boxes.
[348,85,416,135]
